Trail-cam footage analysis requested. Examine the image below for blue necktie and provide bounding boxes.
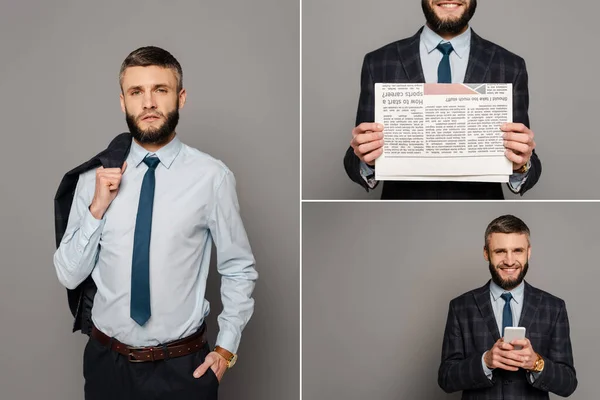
[437,42,454,84]
[500,292,513,336]
[130,156,160,326]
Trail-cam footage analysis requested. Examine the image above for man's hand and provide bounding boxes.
[501,123,535,171]
[89,162,127,220]
[350,123,384,166]
[510,338,538,370]
[484,339,522,372]
[193,351,228,382]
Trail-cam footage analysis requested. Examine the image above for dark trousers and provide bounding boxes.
[83,335,219,400]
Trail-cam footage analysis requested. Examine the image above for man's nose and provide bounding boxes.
[142,92,157,109]
[504,252,516,266]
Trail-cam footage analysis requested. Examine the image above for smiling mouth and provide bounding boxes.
[437,2,463,9]
[499,267,520,274]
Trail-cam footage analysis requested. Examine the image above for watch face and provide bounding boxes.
[229,354,238,368]
[533,356,544,372]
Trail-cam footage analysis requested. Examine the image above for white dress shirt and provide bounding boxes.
[54,136,257,352]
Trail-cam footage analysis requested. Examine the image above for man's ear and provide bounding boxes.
[178,88,187,109]
[120,93,126,114]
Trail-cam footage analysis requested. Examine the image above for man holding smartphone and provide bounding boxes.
[438,215,577,399]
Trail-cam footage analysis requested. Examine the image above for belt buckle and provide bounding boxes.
[127,346,154,363]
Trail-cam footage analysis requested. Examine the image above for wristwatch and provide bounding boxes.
[529,353,545,373]
[513,159,531,174]
[214,346,238,368]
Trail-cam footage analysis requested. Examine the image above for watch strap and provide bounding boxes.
[214,346,236,367]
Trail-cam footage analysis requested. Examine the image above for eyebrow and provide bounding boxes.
[126,83,172,92]
[493,247,526,252]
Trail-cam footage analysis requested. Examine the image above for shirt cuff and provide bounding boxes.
[507,160,531,193]
[528,370,542,383]
[77,207,105,252]
[481,352,494,380]
[359,161,378,189]
[215,329,239,354]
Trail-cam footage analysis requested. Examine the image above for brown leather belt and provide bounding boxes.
[91,324,207,363]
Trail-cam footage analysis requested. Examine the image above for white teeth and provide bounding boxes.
[440,3,459,8]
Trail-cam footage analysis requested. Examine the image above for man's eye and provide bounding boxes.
[131,91,141,95]
[156,88,167,93]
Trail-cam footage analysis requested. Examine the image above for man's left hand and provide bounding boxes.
[510,338,537,370]
[193,351,228,382]
[501,123,535,171]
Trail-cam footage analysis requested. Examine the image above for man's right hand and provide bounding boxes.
[350,123,384,166]
[89,162,127,220]
[484,339,522,372]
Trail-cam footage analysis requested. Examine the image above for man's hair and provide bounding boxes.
[119,46,183,92]
[484,215,530,250]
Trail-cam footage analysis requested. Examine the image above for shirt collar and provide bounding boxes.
[490,279,525,305]
[421,24,471,59]
[129,135,183,169]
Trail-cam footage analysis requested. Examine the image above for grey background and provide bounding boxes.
[303,202,599,399]
[302,0,600,199]
[0,1,298,399]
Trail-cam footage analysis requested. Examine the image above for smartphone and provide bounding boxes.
[503,327,526,350]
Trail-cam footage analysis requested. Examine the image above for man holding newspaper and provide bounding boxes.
[344,0,541,199]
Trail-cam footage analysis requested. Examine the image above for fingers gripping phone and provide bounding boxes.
[503,327,526,350]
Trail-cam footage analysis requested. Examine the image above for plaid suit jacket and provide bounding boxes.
[438,281,577,399]
[344,28,542,199]
[54,132,132,334]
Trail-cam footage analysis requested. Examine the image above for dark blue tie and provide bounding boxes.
[130,156,160,326]
[500,292,513,336]
[437,42,454,83]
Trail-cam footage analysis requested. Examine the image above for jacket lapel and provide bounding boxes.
[518,281,542,333]
[396,29,425,83]
[464,29,496,84]
[473,281,501,341]
[395,28,495,84]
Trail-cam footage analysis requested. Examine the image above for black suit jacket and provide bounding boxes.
[438,281,577,399]
[54,132,132,334]
[344,28,542,199]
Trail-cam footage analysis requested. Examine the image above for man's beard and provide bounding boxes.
[421,0,477,36]
[126,105,179,145]
[489,261,528,291]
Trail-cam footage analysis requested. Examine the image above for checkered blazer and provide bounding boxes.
[438,281,577,399]
[343,28,542,199]
[54,132,132,333]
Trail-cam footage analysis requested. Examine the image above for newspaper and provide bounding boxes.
[374,83,513,182]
